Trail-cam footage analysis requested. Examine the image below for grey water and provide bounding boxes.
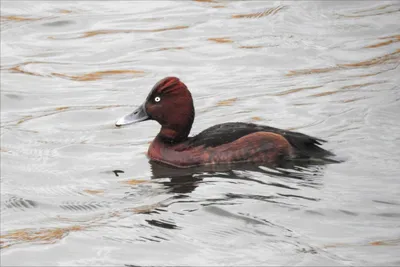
[1,1,400,266]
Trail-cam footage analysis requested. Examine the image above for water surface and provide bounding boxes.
[1,1,400,266]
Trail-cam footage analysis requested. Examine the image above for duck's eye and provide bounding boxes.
[154,96,161,102]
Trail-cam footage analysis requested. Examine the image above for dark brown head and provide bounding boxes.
[116,77,195,142]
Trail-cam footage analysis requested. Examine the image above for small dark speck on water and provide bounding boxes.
[113,170,124,177]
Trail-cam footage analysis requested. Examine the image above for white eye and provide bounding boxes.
[154,96,161,102]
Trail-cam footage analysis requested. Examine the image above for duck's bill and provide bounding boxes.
[115,104,149,127]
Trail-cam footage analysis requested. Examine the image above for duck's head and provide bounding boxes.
[116,77,195,142]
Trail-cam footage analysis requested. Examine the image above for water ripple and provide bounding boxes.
[1,1,399,266]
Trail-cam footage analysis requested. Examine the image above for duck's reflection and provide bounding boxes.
[149,158,330,195]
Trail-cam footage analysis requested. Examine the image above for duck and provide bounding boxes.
[115,77,334,168]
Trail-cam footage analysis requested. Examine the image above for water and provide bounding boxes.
[1,1,399,266]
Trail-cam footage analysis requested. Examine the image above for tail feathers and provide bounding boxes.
[285,135,334,159]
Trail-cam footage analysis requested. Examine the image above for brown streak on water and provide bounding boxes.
[292,103,312,106]
[216,97,238,106]
[310,91,341,98]
[208,37,233,43]
[7,61,68,77]
[83,189,105,195]
[81,30,132,38]
[309,81,385,98]
[369,241,391,246]
[120,179,149,186]
[52,70,145,81]
[0,226,84,249]
[0,15,42,21]
[155,47,185,51]
[17,116,33,125]
[239,45,263,49]
[130,203,162,214]
[55,106,70,111]
[58,9,73,14]
[341,97,368,103]
[340,81,387,90]
[286,49,400,76]
[78,26,189,38]
[9,65,43,77]
[232,6,286,19]
[365,35,400,48]
[339,49,400,68]
[251,116,262,121]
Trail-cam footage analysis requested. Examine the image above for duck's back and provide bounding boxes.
[186,122,332,158]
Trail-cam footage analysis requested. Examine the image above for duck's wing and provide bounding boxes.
[186,122,333,158]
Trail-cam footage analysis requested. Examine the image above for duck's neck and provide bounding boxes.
[157,127,189,144]
[157,113,194,144]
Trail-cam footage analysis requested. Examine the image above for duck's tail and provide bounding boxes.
[284,134,337,161]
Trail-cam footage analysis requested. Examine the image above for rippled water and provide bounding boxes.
[1,1,400,266]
